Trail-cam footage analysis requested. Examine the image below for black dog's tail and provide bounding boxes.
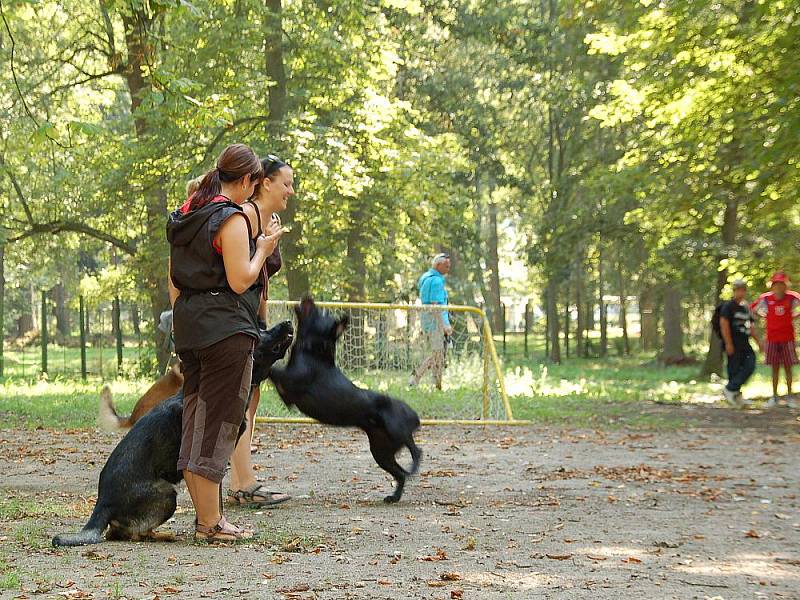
[375,393,423,476]
[52,504,110,547]
[406,439,423,476]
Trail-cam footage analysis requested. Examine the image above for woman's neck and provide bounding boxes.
[220,182,246,204]
[252,195,280,216]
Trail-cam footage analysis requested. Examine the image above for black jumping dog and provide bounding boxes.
[52,321,294,546]
[269,298,422,503]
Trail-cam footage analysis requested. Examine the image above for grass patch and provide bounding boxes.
[12,520,51,549]
[0,570,20,591]
[0,332,777,431]
[0,497,65,520]
[251,528,327,552]
[0,377,151,429]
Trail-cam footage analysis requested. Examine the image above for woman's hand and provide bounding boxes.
[264,215,282,239]
[256,228,285,255]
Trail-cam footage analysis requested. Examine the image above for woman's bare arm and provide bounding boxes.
[218,215,281,294]
[168,258,180,307]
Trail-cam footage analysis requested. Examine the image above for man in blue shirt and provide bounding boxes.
[410,253,453,390]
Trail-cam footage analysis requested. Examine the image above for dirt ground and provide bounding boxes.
[1,405,799,600]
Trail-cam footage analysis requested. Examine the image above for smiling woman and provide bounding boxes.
[227,153,294,509]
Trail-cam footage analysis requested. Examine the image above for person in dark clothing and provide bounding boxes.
[166,143,285,542]
[720,279,763,407]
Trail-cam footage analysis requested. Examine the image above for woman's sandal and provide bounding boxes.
[194,516,253,542]
[227,483,291,508]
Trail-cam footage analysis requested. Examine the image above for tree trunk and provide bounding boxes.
[639,285,658,351]
[344,197,367,302]
[51,283,70,337]
[471,177,491,311]
[563,283,570,359]
[0,235,4,376]
[598,252,608,357]
[131,304,141,336]
[660,285,685,363]
[544,288,549,358]
[575,275,584,358]
[546,277,561,363]
[264,0,308,299]
[617,258,629,355]
[700,197,738,377]
[486,186,503,333]
[122,9,170,372]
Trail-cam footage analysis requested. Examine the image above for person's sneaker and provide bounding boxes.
[737,392,752,408]
[787,395,798,409]
[765,396,779,408]
[722,388,742,407]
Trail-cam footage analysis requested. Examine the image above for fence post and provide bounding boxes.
[524,302,530,359]
[113,296,123,374]
[41,290,48,375]
[79,295,87,381]
[500,302,506,356]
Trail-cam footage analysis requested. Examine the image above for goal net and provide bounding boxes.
[257,301,516,424]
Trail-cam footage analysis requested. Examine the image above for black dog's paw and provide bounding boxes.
[383,494,401,504]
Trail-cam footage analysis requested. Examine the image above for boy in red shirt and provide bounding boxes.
[752,272,800,407]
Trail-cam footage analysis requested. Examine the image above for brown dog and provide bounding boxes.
[98,362,183,430]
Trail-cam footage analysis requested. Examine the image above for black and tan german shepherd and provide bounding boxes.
[52,321,293,546]
[269,298,422,503]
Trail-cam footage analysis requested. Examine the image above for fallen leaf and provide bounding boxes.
[587,555,607,561]
[622,556,642,564]
[745,529,760,538]
[418,548,448,562]
[545,553,572,560]
[451,590,464,599]
[277,584,310,593]
[440,572,461,581]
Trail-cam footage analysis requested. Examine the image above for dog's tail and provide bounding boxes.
[52,505,110,547]
[406,439,422,476]
[98,385,130,430]
[374,393,423,476]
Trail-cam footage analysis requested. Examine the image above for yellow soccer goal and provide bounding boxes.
[256,301,522,426]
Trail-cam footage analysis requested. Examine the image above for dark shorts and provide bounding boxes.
[765,341,799,367]
[176,334,254,483]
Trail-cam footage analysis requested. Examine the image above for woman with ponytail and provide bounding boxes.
[166,143,286,541]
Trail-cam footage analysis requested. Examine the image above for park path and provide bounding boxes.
[1,407,799,599]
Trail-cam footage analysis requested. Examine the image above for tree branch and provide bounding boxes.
[0,0,71,148]
[0,154,35,225]
[201,116,270,165]
[9,221,136,254]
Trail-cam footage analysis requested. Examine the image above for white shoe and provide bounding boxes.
[765,396,779,408]
[738,393,752,408]
[787,396,798,409]
[407,374,418,388]
[723,388,742,407]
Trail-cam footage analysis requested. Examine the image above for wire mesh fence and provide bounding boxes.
[260,301,514,422]
[1,293,150,380]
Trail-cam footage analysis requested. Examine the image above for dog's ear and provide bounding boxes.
[334,314,349,338]
[295,297,315,319]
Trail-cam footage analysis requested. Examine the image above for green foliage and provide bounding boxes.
[1,0,797,372]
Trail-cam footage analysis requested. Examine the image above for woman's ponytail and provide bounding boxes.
[188,144,262,211]
[190,168,222,210]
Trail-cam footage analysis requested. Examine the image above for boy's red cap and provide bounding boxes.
[771,272,788,284]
